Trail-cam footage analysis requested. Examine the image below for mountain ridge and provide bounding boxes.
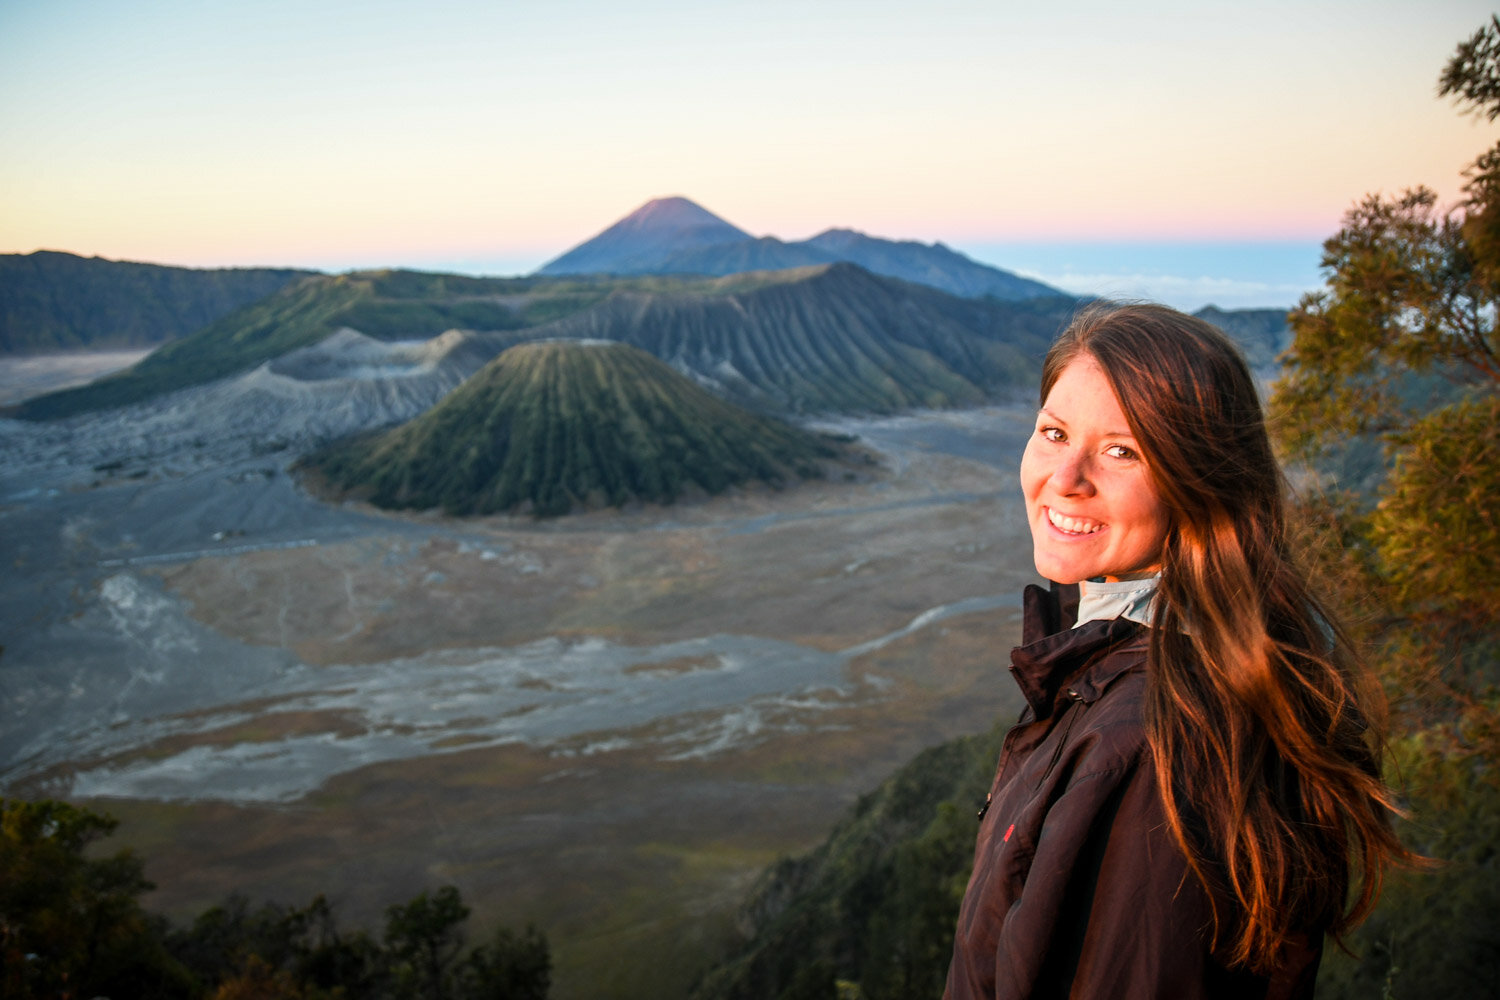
[535,196,1067,301]
[9,251,1288,432]
[7,269,573,420]
[527,262,1072,414]
[0,250,317,355]
[802,228,1058,300]
[11,264,1073,422]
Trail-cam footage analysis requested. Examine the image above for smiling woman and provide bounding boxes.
[945,303,1416,999]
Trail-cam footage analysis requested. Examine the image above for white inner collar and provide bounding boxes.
[1074,574,1160,628]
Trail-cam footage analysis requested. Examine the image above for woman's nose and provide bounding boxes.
[1051,453,1096,497]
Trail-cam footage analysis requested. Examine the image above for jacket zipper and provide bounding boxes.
[1035,688,1084,790]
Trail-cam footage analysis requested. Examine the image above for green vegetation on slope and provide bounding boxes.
[300,340,848,517]
[11,269,547,420]
[13,273,371,419]
[689,724,1007,1000]
[0,798,551,999]
[0,250,315,355]
[9,269,674,421]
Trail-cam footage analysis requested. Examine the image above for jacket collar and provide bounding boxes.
[1010,582,1147,720]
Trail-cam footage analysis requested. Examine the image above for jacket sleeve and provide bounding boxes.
[992,754,1252,1000]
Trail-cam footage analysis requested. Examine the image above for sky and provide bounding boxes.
[2,0,1497,311]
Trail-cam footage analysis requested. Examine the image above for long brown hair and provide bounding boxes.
[1040,302,1409,971]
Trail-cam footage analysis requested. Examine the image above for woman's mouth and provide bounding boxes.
[1046,507,1104,535]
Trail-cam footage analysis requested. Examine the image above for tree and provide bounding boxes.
[384,885,471,1000]
[1270,18,1500,998]
[210,954,311,1000]
[0,798,194,999]
[1272,17,1500,749]
[1276,18,1500,447]
[1273,187,1493,453]
[459,923,552,1000]
[166,891,382,998]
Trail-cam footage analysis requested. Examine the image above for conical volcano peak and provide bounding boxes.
[299,339,845,517]
[538,197,750,276]
[614,196,743,234]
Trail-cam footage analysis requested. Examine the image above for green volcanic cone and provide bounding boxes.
[300,340,849,517]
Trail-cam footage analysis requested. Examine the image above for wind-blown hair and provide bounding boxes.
[1040,302,1409,972]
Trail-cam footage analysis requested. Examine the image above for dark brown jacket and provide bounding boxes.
[943,583,1321,1000]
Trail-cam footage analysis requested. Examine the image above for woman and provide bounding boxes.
[944,303,1409,999]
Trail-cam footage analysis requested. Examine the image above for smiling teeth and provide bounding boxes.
[1048,508,1103,534]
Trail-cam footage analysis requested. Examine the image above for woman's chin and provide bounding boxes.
[1031,535,1101,584]
[1032,556,1090,586]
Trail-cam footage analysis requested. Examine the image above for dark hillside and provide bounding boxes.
[691,721,1008,1000]
[9,269,585,420]
[1193,305,1291,370]
[11,273,375,419]
[0,250,315,354]
[299,340,849,517]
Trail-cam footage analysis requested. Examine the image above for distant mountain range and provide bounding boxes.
[11,265,1073,422]
[10,269,551,419]
[300,340,849,516]
[0,251,316,355]
[538,196,1064,301]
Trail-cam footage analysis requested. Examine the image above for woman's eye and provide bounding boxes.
[1104,444,1139,461]
[1039,426,1065,443]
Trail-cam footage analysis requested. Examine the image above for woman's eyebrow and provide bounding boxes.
[1038,406,1134,440]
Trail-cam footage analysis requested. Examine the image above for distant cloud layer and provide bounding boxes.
[1023,270,1314,313]
[965,241,1324,313]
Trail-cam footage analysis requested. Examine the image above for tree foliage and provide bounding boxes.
[1440,15,1500,123]
[1274,188,1496,453]
[0,798,550,999]
[459,924,551,1000]
[1272,15,1500,720]
[690,723,1008,1000]
[1371,394,1500,612]
[384,886,470,1000]
[1267,18,1500,998]
[1275,15,1500,460]
[0,798,194,999]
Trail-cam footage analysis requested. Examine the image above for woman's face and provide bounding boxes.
[1019,353,1170,584]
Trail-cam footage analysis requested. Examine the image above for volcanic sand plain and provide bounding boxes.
[2,403,1039,1000]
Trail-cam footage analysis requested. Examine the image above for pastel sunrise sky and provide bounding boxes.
[3,0,1497,310]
